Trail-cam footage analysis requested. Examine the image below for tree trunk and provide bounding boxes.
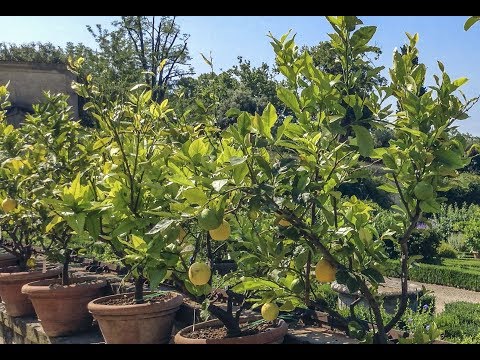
[135,276,145,304]
[207,303,241,338]
[62,249,71,286]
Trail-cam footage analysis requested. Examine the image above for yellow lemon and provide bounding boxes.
[209,220,231,241]
[2,198,16,213]
[26,257,36,269]
[188,262,211,286]
[315,259,336,283]
[261,302,279,321]
[278,218,291,227]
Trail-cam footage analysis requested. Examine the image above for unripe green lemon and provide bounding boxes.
[198,208,222,231]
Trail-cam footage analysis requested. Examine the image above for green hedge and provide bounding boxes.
[442,258,480,271]
[436,302,480,343]
[385,260,480,291]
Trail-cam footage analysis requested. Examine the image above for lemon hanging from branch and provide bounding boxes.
[209,219,231,241]
[315,259,336,283]
[188,262,211,286]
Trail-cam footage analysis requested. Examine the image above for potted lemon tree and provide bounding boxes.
[17,92,108,336]
[0,86,62,317]
[173,16,476,344]
[69,62,184,344]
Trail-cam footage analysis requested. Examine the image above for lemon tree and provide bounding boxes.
[186,16,476,343]
[16,92,96,285]
[0,85,44,271]
[69,63,188,304]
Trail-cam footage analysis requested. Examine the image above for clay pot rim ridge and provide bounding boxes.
[174,318,288,344]
[0,265,62,282]
[21,276,108,297]
[88,291,184,315]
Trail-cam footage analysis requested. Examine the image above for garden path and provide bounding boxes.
[401,279,480,313]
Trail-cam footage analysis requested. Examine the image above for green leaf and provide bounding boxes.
[130,83,148,92]
[188,138,208,158]
[362,268,385,284]
[237,112,252,137]
[351,26,376,47]
[182,188,208,206]
[419,199,441,214]
[435,148,465,169]
[277,87,301,113]
[200,52,212,67]
[377,183,397,193]
[464,16,480,31]
[452,77,468,88]
[212,179,229,192]
[147,267,167,290]
[46,215,63,233]
[437,61,445,72]
[93,137,111,150]
[352,125,374,157]
[131,234,147,251]
[229,156,247,166]
[255,103,277,140]
[279,300,295,311]
[146,219,175,235]
[346,277,360,293]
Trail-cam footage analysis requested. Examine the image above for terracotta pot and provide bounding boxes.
[174,318,288,344]
[88,291,184,344]
[22,277,108,337]
[0,253,17,268]
[0,265,62,317]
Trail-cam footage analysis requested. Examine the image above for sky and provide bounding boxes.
[1,16,480,134]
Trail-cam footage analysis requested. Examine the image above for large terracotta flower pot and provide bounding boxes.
[22,277,108,337]
[0,253,17,268]
[174,318,288,344]
[88,291,184,344]
[0,265,62,317]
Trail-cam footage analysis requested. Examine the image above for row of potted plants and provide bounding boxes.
[0,15,476,344]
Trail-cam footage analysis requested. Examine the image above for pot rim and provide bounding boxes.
[88,291,184,316]
[21,276,108,297]
[0,265,62,282]
[174,317,288,344]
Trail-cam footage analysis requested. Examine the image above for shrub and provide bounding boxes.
[443,173,480,206]
[447,232,467,253]
[433,203,473,242]
[437,242,458,259]
[408,228,441,263]
[436,302,480,343]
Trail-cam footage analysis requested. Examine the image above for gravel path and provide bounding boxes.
[403,279,480,313]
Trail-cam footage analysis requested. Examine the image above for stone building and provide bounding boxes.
[0,61,78,127]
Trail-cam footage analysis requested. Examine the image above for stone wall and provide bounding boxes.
[0,61,78,127]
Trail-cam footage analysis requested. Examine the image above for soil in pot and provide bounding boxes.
[88,291,184,344]
[174,318,288,344]
[0,253,17,268]
[0,265,62,317]
[22,277,108,337]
